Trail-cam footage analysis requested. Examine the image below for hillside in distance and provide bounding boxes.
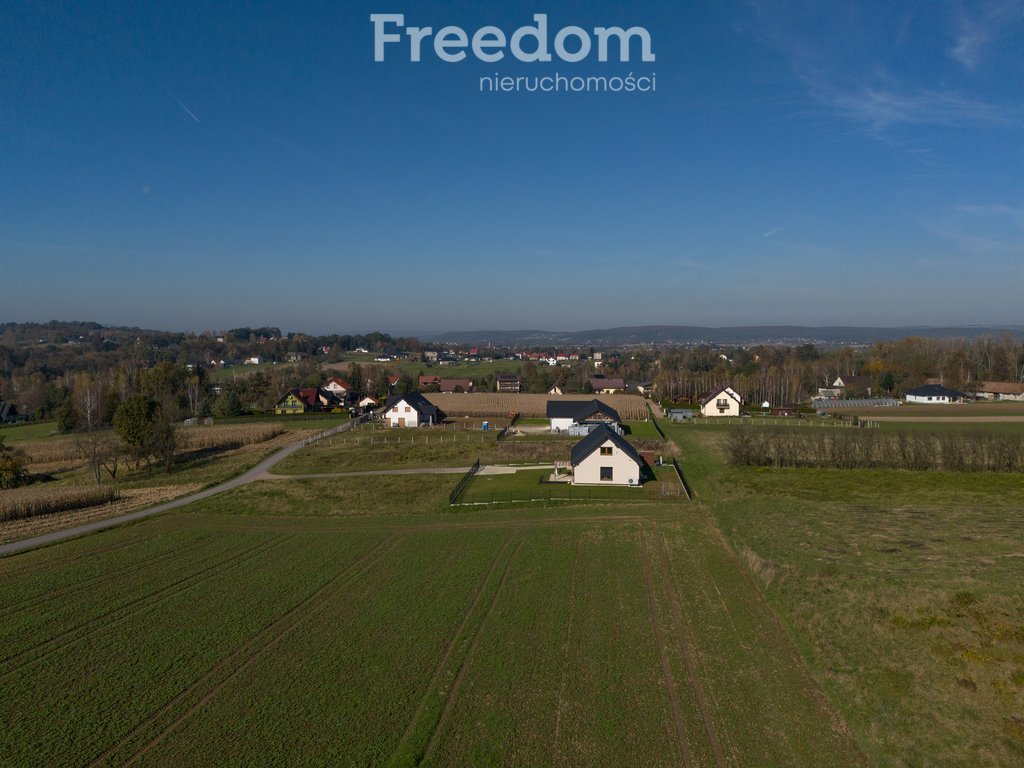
[430,325,1024,347]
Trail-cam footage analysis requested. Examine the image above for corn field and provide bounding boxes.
[423,393,651,421]
[0,485,120,522]
[176,424,285,451]
[18,424,286,465]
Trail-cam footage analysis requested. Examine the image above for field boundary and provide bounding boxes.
[448,459,481,504]
[670,458,693,500]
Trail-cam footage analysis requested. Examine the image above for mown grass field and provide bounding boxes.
[662,421,1024,767]
[0,448,862,766]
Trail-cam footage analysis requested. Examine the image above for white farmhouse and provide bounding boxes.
[904,384,967,404]
[570,424,645,486]
[699,386,742,417]
[382,391,444,427]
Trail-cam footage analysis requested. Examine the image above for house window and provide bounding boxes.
[717,398,729,409]
[600,446,613,456]
[600,466,613,481]
[404,406,411,412]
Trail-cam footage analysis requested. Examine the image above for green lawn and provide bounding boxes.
[0,422,61,443]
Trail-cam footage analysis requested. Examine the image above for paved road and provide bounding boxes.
[0,423,360,559]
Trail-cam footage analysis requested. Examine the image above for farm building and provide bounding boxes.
[418,375,441,389]
[548,384,564,395]
[699,386,743,417]
[440,378,474,393]
[274,387,344,415]
[384,391,445,427]
[974,381,1024,401]
[905,384,968,404]
[496,375,521,393]
[570,424,645,486]
[547,399,621,432]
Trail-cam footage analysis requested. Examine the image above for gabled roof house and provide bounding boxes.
[570,424,645,486]
[383,391,445,427]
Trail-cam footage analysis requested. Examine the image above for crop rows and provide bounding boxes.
[423,393,651,420]
[1,483,866,766]
[1,528,388,766]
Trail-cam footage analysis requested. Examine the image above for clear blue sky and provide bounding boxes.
[2,1,1022,334]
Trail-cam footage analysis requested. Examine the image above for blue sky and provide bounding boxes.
[2,1,1022,334]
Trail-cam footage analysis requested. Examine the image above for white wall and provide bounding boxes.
[386,400,420,427]
[906,394,955,404]
[572,440,641,486]
[701,390,741,417]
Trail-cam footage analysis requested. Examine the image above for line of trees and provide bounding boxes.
[726,428,1024,472]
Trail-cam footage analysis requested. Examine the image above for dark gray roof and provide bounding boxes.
[384,390,444,419]
[546,399,621,423]
[905,384,967,399]
[570,424,644,467]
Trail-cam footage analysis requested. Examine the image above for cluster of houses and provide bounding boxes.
[819,375,1024,404]
[273,377,395,415]
[382,391,648,486]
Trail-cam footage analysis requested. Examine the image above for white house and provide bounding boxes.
[905,384,967,404]
[699,386,742,417]
[547,399,621,432]
[358,395,380,409]
[323,377,353,396]
[571,424,645,486]
[383,391,444,427]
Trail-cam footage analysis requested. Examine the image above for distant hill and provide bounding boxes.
[429,325,1024,347]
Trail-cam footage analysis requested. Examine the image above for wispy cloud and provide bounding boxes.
[956,203,1024,229]
[811,83,1009,132]
[171,95,201,123]
[745,1,1018,137]
[761,226,783,238]
[921,201,1024,253]
[950,0,1024,71]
